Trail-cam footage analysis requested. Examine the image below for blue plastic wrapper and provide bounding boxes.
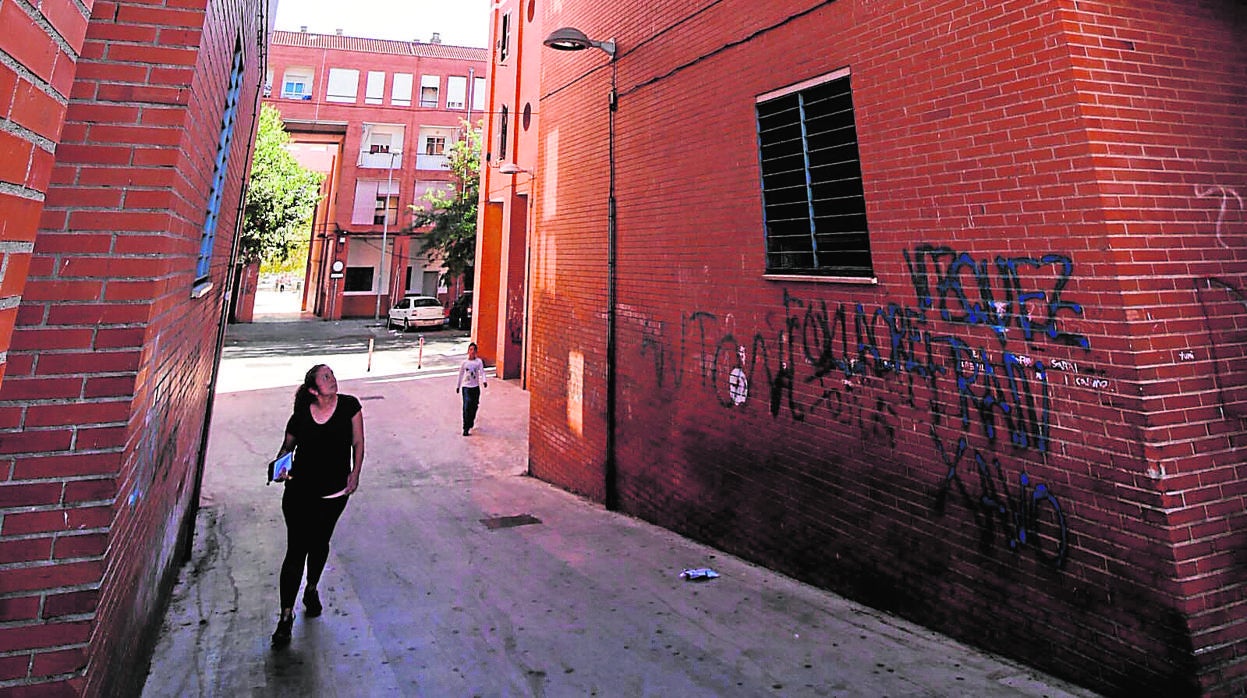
[679,567,720,581]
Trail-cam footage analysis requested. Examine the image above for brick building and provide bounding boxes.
[488,0,1247,694]
[0,0,269,693]
[474,0,541,381]
[263,30,487,321]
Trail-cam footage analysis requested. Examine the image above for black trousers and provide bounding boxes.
[461,385,481,431]
[279,490,348,609]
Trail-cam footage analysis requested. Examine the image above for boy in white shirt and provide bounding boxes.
[455,342,488,435]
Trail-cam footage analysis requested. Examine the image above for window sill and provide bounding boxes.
[763,274,878,286]
[191,280,214,298]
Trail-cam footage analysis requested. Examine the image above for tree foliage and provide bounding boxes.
[240,105,323,265]
[409,121,481,283]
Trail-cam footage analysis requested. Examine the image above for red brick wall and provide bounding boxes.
[528,62,613,502]
[529,0,1247,694]
[1060,3,1247,693]
[0,0,94,389]
[0,0,269,692]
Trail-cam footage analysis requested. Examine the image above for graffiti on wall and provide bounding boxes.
[634,245,1090,568]
[132,357,182,508]
[1196,276,1247,419]
[1193,182,1247,416]
[932,429,1068,567]
[1195,184,1243,250]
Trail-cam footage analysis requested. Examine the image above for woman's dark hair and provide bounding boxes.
[294,364,328,412]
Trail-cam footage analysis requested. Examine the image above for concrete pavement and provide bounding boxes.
[140,296,1101,697]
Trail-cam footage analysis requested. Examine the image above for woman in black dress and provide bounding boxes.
[270,364,365,647]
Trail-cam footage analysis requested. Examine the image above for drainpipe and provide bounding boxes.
[604,57,618,510]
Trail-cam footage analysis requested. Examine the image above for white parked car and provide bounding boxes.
[388,295,446,331]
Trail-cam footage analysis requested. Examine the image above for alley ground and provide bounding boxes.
[139,288,1101,697]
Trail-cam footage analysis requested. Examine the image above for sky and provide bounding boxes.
[273,0,492,48]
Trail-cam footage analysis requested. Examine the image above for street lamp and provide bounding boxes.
[374,150,402,322]
[543,27,615,57]
[543,26,619,509]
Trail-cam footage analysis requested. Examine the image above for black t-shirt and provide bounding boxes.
[284,394,361,497]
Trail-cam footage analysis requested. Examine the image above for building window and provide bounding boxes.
[756,69,871,277]
[472,76,486,112]
[446,76,467,110]
[498,105,509,161]
[281,66,313,99]
[365,71,385,105]
[374,193,399,226]
[412,180,454,212]
[499,12,511,62]
[197,39,245,287]
[392,73,413,106]
[353,179,399,225]
[326,68,359,103]
[417,127,454,169]
[420,75,440,108]
[344,267,374,292]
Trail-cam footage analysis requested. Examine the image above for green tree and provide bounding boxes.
[409,121,480,284]
[240,104,323,265]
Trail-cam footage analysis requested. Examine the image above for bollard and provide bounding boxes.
[418,335,424,369]
[367,336,374,372]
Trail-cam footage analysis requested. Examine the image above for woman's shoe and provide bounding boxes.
[271,614,294,647]
[303,588,322,617]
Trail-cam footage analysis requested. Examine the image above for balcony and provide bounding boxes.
[416,153,449,170]
[359,152,403,169]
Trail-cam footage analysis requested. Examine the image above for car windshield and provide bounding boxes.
[412,298,441,307]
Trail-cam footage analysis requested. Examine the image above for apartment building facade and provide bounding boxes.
[264,30,487,320]
[0,0,270,693]
[487,0,1247,694]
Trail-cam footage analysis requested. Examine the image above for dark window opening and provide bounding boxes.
[499,105,510,161]
[374,195,398,226]
[345,267,375,292]
[499,13,511,62]
[756,71,872,277]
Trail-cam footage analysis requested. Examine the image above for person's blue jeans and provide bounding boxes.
[462,386,481,433]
